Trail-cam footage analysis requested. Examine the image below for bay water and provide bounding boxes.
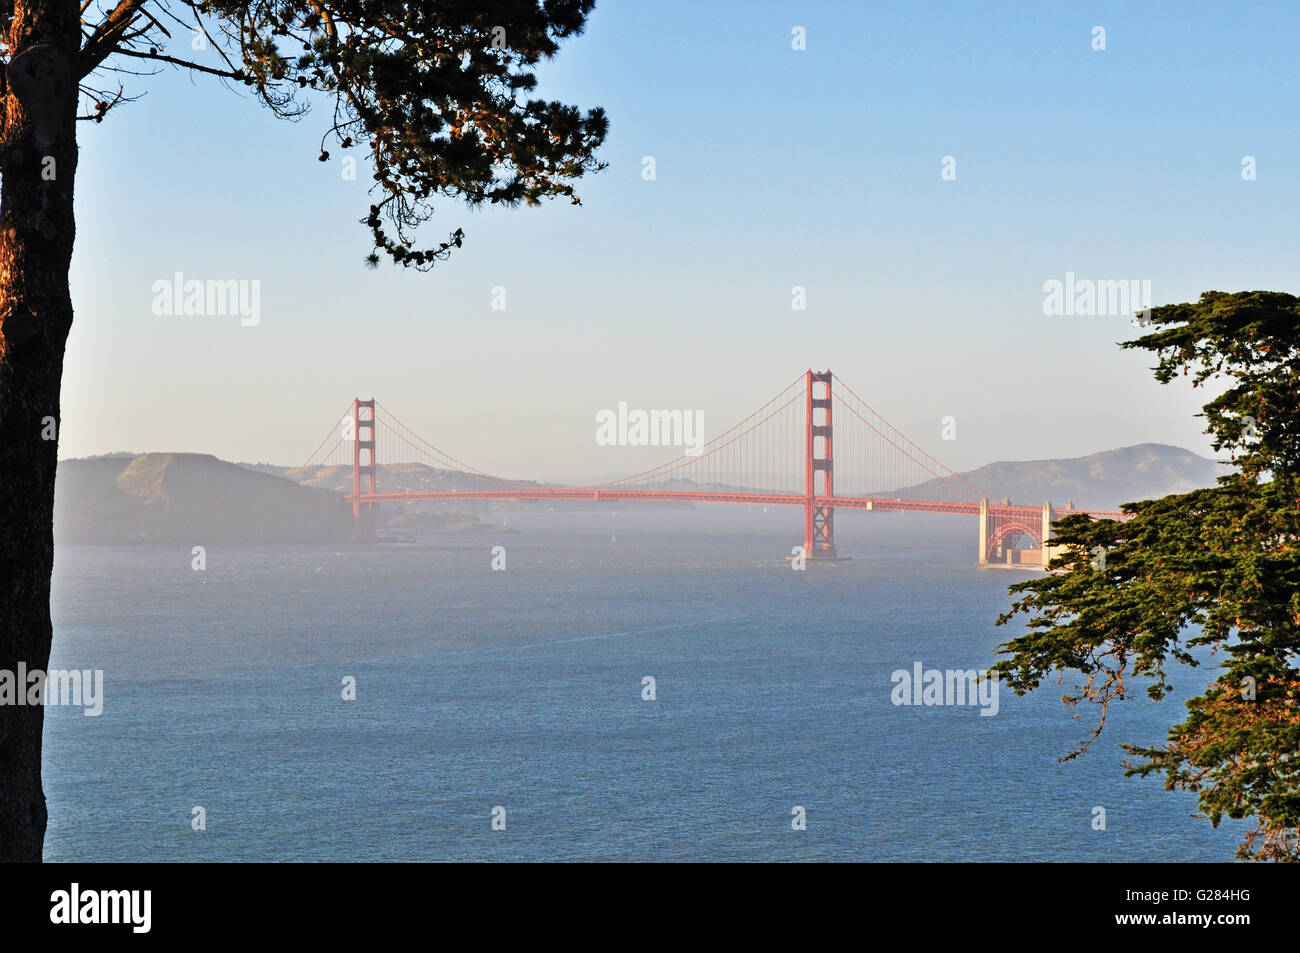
[43,506,1243,861]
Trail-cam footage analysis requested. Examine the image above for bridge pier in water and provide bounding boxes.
[977,498,1065,569]
[802,369,839,559]
[351,398,377,539]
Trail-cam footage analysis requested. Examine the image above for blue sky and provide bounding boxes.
[62,0,1299,480]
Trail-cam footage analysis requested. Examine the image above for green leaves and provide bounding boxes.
[996,291,1300,860]
[1123,291,1300,479]
[74,1,608,268]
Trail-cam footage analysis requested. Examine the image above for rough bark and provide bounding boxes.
[0,0,79,862]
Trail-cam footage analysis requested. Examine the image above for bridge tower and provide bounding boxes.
[352,398,377,521]
[803,369,838,559]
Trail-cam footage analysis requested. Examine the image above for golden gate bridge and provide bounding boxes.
[299,370,1122,566]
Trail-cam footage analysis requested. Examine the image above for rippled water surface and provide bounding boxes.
[44,507,1242,861]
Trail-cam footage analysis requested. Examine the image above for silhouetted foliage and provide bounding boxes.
[0,0,605,861]
[993,291,1300,861]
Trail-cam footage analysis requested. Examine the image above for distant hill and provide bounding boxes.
[57,443,1225,543]
[241,461,691,512]
[273,461,548,496]
[892,443,1226,510]
[55,453,353,544]
[245,445,1227,511]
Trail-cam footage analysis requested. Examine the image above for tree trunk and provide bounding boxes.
[0,0,79,862]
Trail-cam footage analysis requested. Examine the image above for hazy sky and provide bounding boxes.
[61,0,1297,480]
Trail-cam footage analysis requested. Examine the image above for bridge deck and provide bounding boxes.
[348,489,1122,521]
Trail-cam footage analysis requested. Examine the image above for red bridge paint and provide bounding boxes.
[304,371,1122,566]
